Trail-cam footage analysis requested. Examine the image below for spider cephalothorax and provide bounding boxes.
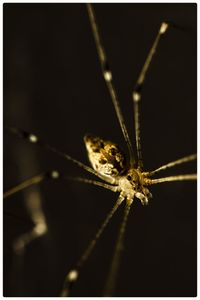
[118,168,152,205]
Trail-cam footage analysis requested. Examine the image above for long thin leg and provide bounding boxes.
[103,198,133,296]
[60,194,125,297]
[4,169,118,201]
[150,174,197,185]
[147,153,197,176]
[66,176,118,193]
[4,171,60,199]
[132,22,169,170]
[86,4,135,166]
[4,172,118,258]
[5,126,115,184]
[4,173,45,199]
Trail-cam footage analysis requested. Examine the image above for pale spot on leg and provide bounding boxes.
[28,134,38,143]
[104,70,112,82]
[67,269,79,282]
[50,170,60,179]
[160,22,168,34]
[133,91,141,102]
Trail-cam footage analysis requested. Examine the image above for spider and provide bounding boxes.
[4,3,197,297]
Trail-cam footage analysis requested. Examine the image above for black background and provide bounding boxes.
[4,3,197,297]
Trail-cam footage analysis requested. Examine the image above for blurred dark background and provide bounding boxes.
[4,3,197,297]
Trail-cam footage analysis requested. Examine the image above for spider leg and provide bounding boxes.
[4,168,119,201]
[4,171,60,199]
[3,170,118,260]
[5,126,115,184]
[146,153,197,176]
[86,4,135,166]
[149,174,197,184]
[132,22,169,170]
[66,176,118,193]
[60,194,125,297]
[103,197,133,296]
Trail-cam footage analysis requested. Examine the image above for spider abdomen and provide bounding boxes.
[84,134,126,178]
